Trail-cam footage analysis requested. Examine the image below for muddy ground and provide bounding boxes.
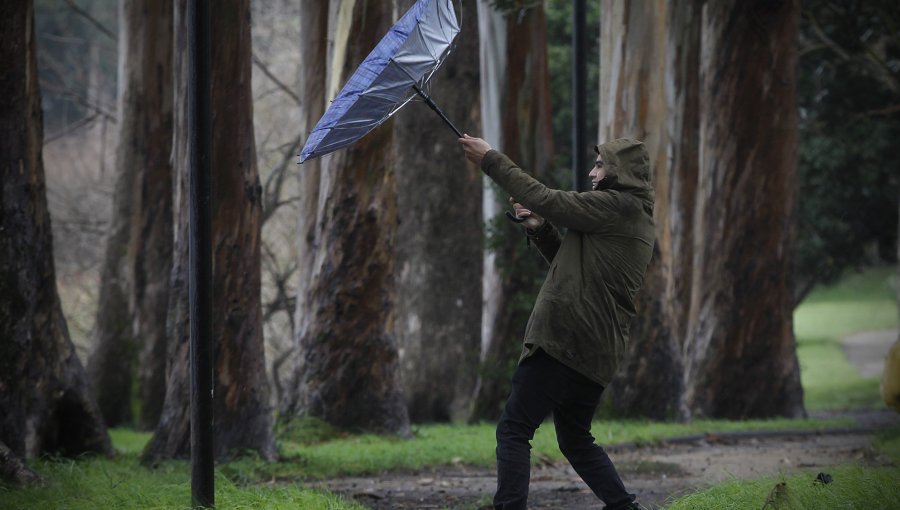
[310,411,898,509]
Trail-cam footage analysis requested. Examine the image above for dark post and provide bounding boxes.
[187,0,214,507]
[572,0,587,191]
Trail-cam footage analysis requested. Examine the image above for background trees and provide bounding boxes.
[473,1,557,421]
[87,0,173,430]
[394,0,483,423]
[143,0,275,462]
[597,0,805,419]
[280,0,410,435]
[1,0,112,484]
[1,3,894,482]
[794,0,899,303]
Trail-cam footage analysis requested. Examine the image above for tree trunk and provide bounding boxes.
[682,0,805,419]
[0,0,113,483]
[282,0,410,435]
[143,0,275,462]
[598,0,690,419]
[472,4,556,420]
[597,0,803,420]
[394,0,482,423]
[87,0,174,430]
[125,0,175,432]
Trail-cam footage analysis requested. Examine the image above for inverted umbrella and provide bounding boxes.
[298,0,462,164]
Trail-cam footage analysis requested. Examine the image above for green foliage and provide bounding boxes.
[545,0,601,177]
[795,0,900,301]
[794,266,898,410]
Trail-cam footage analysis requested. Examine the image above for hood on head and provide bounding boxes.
[595,138,654,212]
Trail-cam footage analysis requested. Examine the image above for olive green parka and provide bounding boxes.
[482,139,655,386]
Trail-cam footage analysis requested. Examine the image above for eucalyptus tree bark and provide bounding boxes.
[682,0,804,418]
[598,0,692,420]
[87,0,173,430]
[473,3,556,420]
[394,0,482,423]
[143,0,275,462]
[0,0,112,484]
[598,0,803,419]
[282,0,410,435]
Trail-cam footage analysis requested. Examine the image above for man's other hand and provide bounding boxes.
[458,134,492,166]
[509,197,545,230]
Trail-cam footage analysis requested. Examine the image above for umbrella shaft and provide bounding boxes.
[413,83,463,138]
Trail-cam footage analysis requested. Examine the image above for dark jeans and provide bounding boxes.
[494,349,635,510]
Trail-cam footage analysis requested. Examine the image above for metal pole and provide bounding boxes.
[187,0,214,507]
[572,0,587,192]
[413,83,463,137]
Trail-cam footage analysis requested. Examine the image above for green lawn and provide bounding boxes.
[794,266,898,410]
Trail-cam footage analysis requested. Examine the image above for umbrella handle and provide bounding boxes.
[412,83,463,138]
[505,211,527,223]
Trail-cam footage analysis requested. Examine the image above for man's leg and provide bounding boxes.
[552,371,636,509]
[494,350,565,510]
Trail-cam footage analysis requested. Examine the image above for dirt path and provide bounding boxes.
[311,412,899,509]
[842,328,897,378]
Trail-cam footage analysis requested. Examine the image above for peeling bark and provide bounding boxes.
[682,0,805,418]
[282,0,410,435]
[394,0,482,423]
[599,0,687,420]
[599,0,804,419]
[473,4,556,420]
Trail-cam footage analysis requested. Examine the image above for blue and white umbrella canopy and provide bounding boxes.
[299,0,461,164]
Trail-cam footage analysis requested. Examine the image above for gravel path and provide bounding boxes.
[842,328,897,378]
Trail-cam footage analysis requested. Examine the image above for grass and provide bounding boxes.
[663,423,900,509]
[794,266,898,410]
[0,455,365,510]
[664,463,900,510]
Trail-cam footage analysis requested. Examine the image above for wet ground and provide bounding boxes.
[308,330,900,509]
[308,414,898,509]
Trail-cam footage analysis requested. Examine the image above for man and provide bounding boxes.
[458,134,655,510]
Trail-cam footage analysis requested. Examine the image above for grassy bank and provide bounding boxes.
[664,266,900,509]
[664,425,900,510]
[794,266,897,410]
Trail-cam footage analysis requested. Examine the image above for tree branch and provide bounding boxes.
[44,113,100,144]
[262,133,304,224]
[252,53,302,107]
[63,0,116,42]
